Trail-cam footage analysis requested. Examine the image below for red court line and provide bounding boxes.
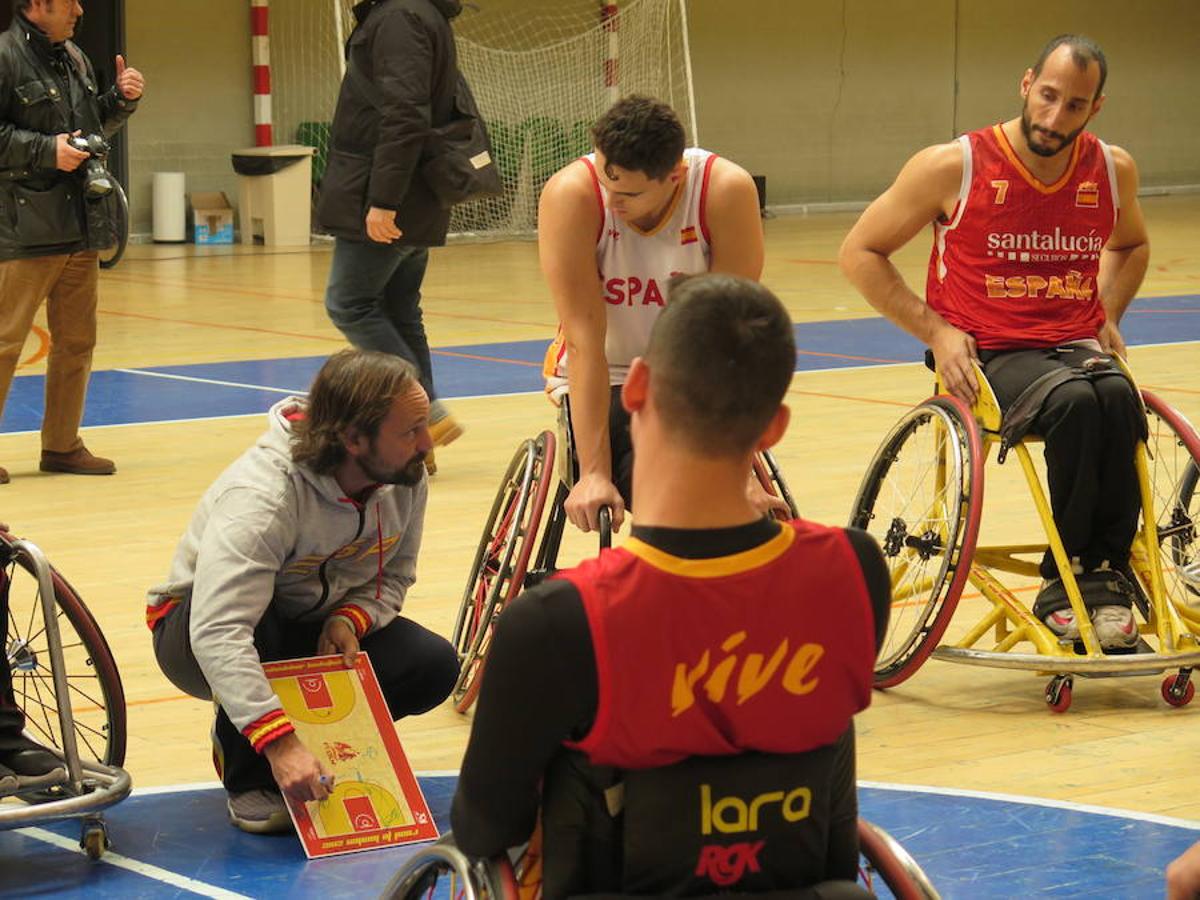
[103,271,556,329]
[98,309,542,369]
[787,386,913,409]
[796,348,908,364]
[17,325,50,370]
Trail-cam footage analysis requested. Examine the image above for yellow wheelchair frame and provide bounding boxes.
[851,359,1200,711]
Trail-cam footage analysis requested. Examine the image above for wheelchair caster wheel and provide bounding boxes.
[1045,675,1073,713]
[1161,672,1195,708]
[80,816,110,860]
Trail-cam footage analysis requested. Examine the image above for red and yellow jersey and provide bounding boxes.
[926,125,1119,350]
[544,148,716,397]
[560,520,876,769]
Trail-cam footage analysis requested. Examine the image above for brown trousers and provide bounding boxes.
[0,252,99,453]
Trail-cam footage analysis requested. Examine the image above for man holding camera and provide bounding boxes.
[0,0,143,483]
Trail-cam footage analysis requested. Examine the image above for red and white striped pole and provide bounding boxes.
[601,1,619,108]
[251,0,273,146]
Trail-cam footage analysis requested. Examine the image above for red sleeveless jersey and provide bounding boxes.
[560,521,877,770]
[926,125,1119,350]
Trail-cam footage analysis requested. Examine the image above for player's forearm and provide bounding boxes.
[1098,242,1149,324]
[841,248,949,345]
[567,350,613,480]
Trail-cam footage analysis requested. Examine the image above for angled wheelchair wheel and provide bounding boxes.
[381,841,518,900]
[2,535,126,768]
[1140,392,1200,611]
[452,432,556,714]
[754,449,800,520]
[857,819,940,899]
[850,396,983,688]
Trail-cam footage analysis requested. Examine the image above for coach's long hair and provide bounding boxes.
[290,349,417,475]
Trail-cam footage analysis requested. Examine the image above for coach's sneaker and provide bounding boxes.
[227,788,293,834]
[1091,605,1139,650]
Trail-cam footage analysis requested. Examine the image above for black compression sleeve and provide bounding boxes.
[451,578,597,858]
[843,527,891,654]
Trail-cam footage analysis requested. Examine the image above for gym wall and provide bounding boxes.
[120,0,1200,233]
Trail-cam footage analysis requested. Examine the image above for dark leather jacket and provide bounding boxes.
[316,0,462,246]
[0,14,137,260]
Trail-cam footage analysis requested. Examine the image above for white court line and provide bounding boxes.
[0,336,1190,438]
[131,776,1200,831]
[114,367,306,395]
[858,780,1200,831]
[16,825,253,899]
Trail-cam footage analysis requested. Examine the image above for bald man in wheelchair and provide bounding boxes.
[451,274,890,898]
[840,34,1151,651]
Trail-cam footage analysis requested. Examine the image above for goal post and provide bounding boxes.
[266,0,697,238]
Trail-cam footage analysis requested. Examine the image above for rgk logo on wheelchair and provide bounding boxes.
[694,783,812,887]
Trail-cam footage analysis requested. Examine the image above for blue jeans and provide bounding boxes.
[324,238,437,400]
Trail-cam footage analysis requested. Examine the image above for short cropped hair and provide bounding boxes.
[591,95,686,181]
[645,274,795,457]
[291,349,418,474]
[1033,34,1107,100]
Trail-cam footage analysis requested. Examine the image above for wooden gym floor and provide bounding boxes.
[1,193,1199,828]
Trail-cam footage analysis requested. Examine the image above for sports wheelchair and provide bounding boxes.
[450,404,800,713]
[382,820,937,900]
[850,358,1200,711]
[0,531,130,858]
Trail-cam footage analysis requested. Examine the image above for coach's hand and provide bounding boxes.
[365,206,402,243]
[930,322,979,407]
[318,615,360,667]
[264,733,333,803]
[567,473,625,534]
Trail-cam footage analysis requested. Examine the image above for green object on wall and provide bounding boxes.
[296,121,332,184]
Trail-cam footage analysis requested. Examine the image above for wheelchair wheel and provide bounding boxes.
[1140,392,1200,610]
[381,842,518,900]
[2,536,126,768]
[857,819,940,899]
[97,181,129,270]
[452,432,556,713]
[850,396,983,688]
[754,449,800,520]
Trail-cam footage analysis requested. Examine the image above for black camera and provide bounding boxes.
[66,133,115,200]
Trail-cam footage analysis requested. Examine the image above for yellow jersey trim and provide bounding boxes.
[992,124,1081,195]
[622,524,795,579]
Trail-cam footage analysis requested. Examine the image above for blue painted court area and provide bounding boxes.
[1,295,1197,434]
[1,777,1196,898]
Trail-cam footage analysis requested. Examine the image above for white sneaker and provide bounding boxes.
[1043,605,1080,640]
[1091,605,1138,650]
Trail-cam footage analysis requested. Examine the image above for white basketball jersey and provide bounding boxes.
[544,147,716,394]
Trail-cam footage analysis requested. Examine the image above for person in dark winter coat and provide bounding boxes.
[317,0,465,473]
[0,0,142,482]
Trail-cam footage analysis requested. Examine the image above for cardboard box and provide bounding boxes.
[190,191,235,244]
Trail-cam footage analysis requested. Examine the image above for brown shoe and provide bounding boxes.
[0,466,8,485]
[39,446,116,476]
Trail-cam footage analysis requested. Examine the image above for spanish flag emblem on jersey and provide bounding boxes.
[1076,181,1099,208]
[680,225,698,245]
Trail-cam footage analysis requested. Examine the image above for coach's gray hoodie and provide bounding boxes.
[146,397,427,742]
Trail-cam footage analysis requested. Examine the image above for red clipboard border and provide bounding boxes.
[263,653,440,858]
